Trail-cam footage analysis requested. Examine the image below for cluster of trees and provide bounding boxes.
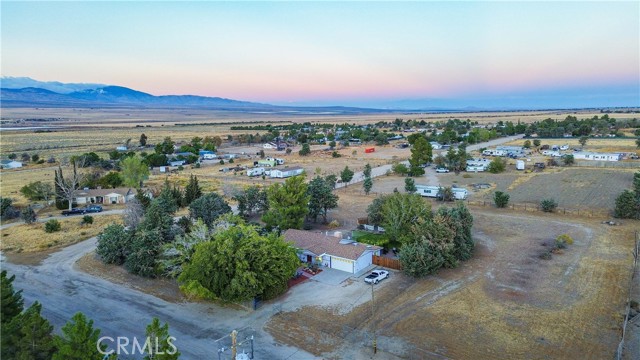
[614,172,640,219]
[1,271,179,360]
[366,193,474,276]
[97,176,214,278]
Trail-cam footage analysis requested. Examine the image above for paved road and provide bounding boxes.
[1,237,313,359]
[0,209,125,230]
[335,134,525,189]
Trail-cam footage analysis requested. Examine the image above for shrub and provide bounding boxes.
[462,174,472,178]
[21,206,37,224]
[81,215,94,225]
[539,251,552,260]
[332,151,341,158]
[487,157,506,173]
[44,219,61,233]
[493,191,510,208]
[556,234,573,246]
[554,238,567,249]
[540,198,558,212]
[328,220,340,228]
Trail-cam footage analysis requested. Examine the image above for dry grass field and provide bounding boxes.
[266,207,637,359]
[0,214,122,253]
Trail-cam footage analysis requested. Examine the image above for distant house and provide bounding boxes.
[169,160,186,167]
[284,229,381,274]
[116,146,128,151]
[0,160,23,169]
[573,152,622,162]
[72,187,137,205]
[263,142,278,149]
[269,167,304,178]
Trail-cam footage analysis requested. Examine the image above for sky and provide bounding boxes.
[1,1,639,109]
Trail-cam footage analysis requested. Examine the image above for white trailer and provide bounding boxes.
[466,165,486,172]
[415,185,440,198]
[270,167,305,178]
[452,187,468,200]
[247,167,266,177]
[202,153,218,160]
[516,160,525,170]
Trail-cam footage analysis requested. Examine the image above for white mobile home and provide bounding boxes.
[270,167,305,178]
[466,165,486,172]
[415,185,441,198]
[247,167,266,177]
[516,160,525,170]
[482,149,506,157]
[0,160,23,169]
[573,152,622,162]
[452,187,468,200]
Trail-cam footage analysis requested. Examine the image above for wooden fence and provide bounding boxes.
[373,255,402,270]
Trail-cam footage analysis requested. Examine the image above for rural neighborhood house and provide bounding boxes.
[284,229,382,274]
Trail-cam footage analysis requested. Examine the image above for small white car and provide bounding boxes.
[435,167,450,173]
[364,270,389,284]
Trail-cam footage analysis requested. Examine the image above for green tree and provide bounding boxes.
[392,162,409,176]
[97,172,124,189]
[189,192,231,227]
[53,312,105,360]
[20,181,54,201]
[533,139,541,147]
[1,271,23,325]
[408,136,432,176]
[443,202,474,261]
[307,176,339,223]
[404,177,417,193]
[329,140,336,149]
[614,190,640,219]
[363,177,373,195]
[155,137,175,155]
[126,228,164,277]
[298,143,311,156]
[159,219,210,278]
[139,133,147,147]
[234,186,269,218]
[398,216,454,277]
[44,219,61,233]
[8,153,17,160]
[96,224,131,265]
[3,302,54,360]
[523,140,531,148]
[143,318,180,360]
[183,174,202,206]
[21,205,36,224]
[562,154,575,166]
[262,175,309,231]
[121,156,150,188]
[178,219,299,302]
[579,136,589,148]
[366,195,387,226]
[493,191,510,208]
[636,137,640,149]
[382,193,432,243]
[340,166,354,186]
[487,157,506,173]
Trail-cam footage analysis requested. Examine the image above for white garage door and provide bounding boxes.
[331,256,354,273]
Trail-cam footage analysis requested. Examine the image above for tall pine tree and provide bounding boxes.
[4,302,55,360]
[53,312,106,360]
[1,270,23,324]
[183,174,202,206]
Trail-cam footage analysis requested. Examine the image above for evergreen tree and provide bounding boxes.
[139,133,148,147]
[144,318,180,360]
[1,270,23,324]
[4,302,55,360]
[408,136,432,176]
[139,200,175,242]
[298,143,311,156]
[125,228,164,277]
[363,177,373,195]
[262,175,309,232]
[234,186,269,218]
[307,176,339,223]
[96,224,131,265]
[53,312,105,360]
[403,177,416,193]
[183,174,202,206]
[21,205,36,224]
[156,181,178,214]
[188,192,231,227]
[135,188,152,209]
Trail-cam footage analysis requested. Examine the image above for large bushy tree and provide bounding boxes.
[189,192,231,227]
[183,174,202,206]
[381,193,432,243]
[262,175,309,231]
[178,220,299,302]
[614,172,640,219]
[340,166,354,186]
[121,156,150,188]
[234,185,268,218]
[408,136,432,176]
[307,176,339,223]
[96,224,131,265]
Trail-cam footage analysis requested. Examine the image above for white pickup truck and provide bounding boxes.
[364,270,389,284]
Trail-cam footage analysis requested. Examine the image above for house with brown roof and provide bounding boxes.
[283,229,382,274]
[72,187,136,205]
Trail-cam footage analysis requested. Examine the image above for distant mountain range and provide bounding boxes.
[0,77,389,113]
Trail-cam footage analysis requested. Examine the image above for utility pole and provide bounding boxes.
[231,330,238,359]
[371,283,377,354]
